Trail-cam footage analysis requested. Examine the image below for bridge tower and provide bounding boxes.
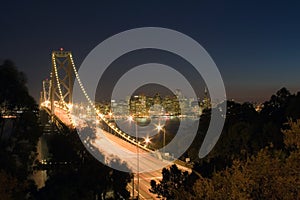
[39,78,51,108]
[50,49,74,116]
[42,78,51,102]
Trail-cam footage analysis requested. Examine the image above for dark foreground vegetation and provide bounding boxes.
[150,88,300,199]
[0,60,130,200]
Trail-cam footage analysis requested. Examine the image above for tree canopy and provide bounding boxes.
[151,88,300,200]
[0,60,41,199]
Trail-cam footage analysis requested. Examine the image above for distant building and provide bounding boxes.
[111,99,129,116]
[129,93,181,117]
[129,95,148,117]
[201,87,211,110]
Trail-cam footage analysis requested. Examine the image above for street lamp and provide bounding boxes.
[108,111,113,121]
[144,137,150,145]
[156,124,166,160]
[127,115,133,122]
[135,119,140,200]
[127,115,134,198]
[128,115,139,199]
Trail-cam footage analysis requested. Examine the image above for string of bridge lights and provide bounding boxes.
[52,52,76,127]
[52,53,154,152]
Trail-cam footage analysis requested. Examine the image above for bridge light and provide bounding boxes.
[67,103,73,109]
[127,115,133,122]
[156,124,163,131]
[145,137,151,144]
[45,100,50,106]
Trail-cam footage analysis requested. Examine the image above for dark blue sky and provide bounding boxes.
[1,0,300,102]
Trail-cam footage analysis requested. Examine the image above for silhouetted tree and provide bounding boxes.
[193,120,300,200]
[0,60,35,109]
[159,120,300,200]
[150,165,195,199]
[35,128,131,199]
[0,60,41,199]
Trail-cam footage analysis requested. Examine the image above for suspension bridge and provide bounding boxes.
[39,49,191,199]
[40,50,151,150]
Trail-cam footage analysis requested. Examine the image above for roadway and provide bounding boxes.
[51,107,162,199]
[87,124,190,199]
[45,105,191,199]
[99,129,165,199]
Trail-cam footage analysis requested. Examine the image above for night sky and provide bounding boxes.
[1,1,300,103]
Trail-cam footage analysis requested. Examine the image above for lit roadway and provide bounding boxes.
[48,105,191,199]
[98,129,163,199]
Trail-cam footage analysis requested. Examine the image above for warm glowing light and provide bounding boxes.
[2,115,17,119]
[128,115,133,122]
[156,124,163,131]
[48,52,156,152]
[145,137,151,144]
